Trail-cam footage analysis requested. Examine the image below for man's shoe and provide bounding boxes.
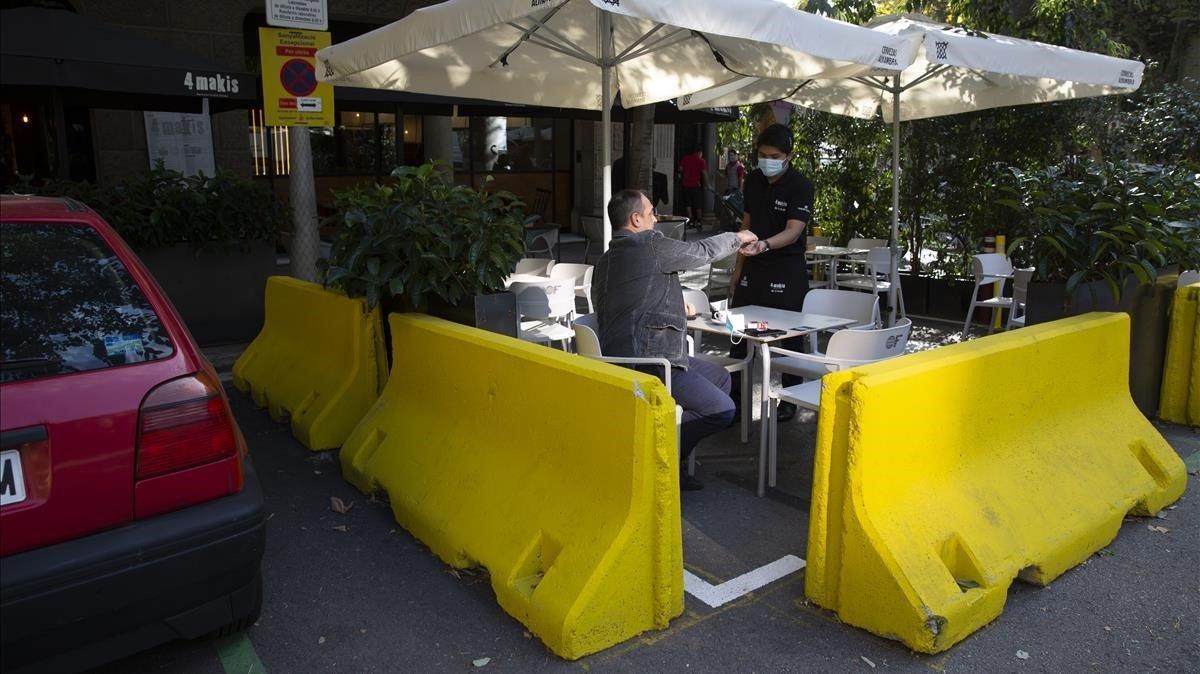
[776,402,797,423]
[680,474,704,491]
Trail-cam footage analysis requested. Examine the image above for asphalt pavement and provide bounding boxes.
[101,358,1200,673]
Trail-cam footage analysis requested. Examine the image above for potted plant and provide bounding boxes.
[321,162,528,340]
[999,160,1200,414]
[9,165,285,345]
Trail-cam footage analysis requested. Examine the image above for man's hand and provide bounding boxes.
[735,230,758,247]
[740,240,768,256]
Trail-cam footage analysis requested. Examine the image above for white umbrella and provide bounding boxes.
[681,13,1145,323]
[315,0,917,250]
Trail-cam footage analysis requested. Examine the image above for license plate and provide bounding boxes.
[0,449,27,506]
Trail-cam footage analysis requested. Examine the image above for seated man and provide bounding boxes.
[594,189,760,490]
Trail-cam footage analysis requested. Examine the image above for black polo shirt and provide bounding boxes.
[743,166,814,258]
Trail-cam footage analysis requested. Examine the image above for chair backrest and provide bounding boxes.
[1012,267,1035,304]
[514,257,550,275]
[1179,270,1200,288]
[526,228,559,257]
[681,288,709,316]
[580,216,604,243]
[655,217,686,240]
[807,235,832,248]
[826,318,912,364]
[972,253,1014,282]
[512,278,574,319]
[847,238,887,250]
[573,314,602,356]
[549,263,592,285]
[802,288,880,328]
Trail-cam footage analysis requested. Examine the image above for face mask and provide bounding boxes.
[759,158,786,177]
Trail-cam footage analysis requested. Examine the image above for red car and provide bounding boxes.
[0,195,265,671]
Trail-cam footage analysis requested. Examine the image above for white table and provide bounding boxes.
[807,246,868,288]
[687,305,856,496]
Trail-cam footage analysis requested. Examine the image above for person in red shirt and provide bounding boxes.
[678,148,708,225]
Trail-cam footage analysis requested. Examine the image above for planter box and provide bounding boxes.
[1026,276,1175,418]
[899,274,930,316]
[926,277,977,322]
[427,292,518,339]
[137,241,276,346]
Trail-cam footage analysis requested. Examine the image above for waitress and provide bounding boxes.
[730,123,814,421]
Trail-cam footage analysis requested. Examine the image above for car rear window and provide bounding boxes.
[1,222,174,383]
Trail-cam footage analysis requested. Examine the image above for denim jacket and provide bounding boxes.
[593,229,742,369]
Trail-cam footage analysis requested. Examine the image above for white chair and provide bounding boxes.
[962,253,1015,338]
[764,318,913,487]
[514,257,551,276]
[805,235,833,282]
[574,315,685,464]
[1006,267,1035,329]
[793,288,880,354]
[512,278,575,349]
[833,238,890,284]
[1178,270,1200,288]
[526,228,559,260]
[549,263,595,314]
[681,289,753,449]
[836,247,906,318]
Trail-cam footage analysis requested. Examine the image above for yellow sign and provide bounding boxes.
[259,27,334,127]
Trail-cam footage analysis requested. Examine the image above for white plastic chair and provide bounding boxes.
[514,257,551,276]
[549,263,595,314]
[792,288,880,356]
[763,318,912,487]
[835,247,907,318]
[512,278,575,349]
[805,235,833,281]
[681,288,753,449]
[573,315,684,460]
[1006,267,1035,329]
[962,253,1015,338]
[1178,270,1200,288]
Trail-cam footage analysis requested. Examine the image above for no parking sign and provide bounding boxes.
[259,27,334,126]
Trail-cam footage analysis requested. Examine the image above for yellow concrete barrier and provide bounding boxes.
[340,314,682,659]
[1158,283,1200,425]
[232,276,387,450]
[806,312,1187,654]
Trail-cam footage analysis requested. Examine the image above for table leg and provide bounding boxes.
[757,340,772,497]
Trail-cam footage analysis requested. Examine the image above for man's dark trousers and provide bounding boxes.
[648,356,736,462]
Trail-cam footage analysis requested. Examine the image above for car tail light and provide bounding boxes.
[138,373,237,479]
[134,372,243,519]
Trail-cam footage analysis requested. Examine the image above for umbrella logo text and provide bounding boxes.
[934,41,949,60]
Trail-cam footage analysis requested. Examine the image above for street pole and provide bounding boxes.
[288,126,320,283]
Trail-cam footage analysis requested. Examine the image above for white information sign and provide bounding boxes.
[144,111,216,177]
[266,0,328,31]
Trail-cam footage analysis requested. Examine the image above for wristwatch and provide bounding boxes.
[762,240,771,251]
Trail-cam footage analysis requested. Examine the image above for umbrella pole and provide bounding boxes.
[889,78,901,326]
[600,9,613,252]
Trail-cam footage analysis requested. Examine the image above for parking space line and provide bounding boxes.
[683,554,806,608]
[215,634,266,674]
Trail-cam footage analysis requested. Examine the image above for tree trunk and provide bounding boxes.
[626,104,656,194]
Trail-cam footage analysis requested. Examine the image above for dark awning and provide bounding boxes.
[0,7,256,112]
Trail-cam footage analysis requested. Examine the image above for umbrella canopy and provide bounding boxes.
[0,6,256,113]
[681,13,1144,323]
[316,0,916,248]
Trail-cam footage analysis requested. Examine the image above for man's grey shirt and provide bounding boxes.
[593,229,741,370]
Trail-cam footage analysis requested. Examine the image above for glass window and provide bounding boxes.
[506,117,554,171]
[451,115,470,172]
[311,111,378,175]
[1,222,174,383]
[402,115,423,166]
[378,112,397,170]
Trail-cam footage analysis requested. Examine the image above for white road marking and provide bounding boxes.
[683,554,806,608]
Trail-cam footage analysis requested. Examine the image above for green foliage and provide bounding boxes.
[1000,161,1200,300]
[321,162,528,310]
[8,164,284,250]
